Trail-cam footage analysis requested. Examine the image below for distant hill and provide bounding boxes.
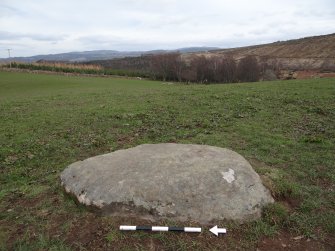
[0,47,219,63]
[191,33,335,71]
[211,33,335,59]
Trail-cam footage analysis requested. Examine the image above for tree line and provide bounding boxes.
[92,53,278,83]
[149,53,261,83]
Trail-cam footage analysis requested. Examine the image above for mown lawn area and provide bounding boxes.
[0,71,334,250]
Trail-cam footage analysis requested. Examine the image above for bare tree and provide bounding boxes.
[173,54,184,82]
[218,56,237,83]
[150,53,183,81]
[237,55,260,82]
[191,55,214,83]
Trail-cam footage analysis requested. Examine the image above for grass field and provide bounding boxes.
[0,71,334,250]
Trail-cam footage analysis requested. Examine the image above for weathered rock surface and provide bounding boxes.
[60,144,274,223]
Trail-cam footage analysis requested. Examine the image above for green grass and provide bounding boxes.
[0,71,334,250]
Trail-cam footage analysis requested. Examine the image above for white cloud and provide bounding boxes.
[0,0,334,57]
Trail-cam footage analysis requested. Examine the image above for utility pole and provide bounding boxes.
[7,49,12,68]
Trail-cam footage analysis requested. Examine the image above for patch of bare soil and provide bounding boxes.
[295,70,335,79]
[320,72,335,78]
[62,215,168,250]
[257,232,335,251]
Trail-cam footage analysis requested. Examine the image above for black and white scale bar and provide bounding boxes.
[120,225,201,233]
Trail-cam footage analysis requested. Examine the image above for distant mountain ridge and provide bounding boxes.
[0,47,220,63]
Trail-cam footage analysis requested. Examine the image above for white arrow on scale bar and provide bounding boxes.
[209,225,227,236]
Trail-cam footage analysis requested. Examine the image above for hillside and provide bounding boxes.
[201,33,335,72]
[213,33,335,59]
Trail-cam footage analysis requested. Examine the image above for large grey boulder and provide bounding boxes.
[60,144,274,223]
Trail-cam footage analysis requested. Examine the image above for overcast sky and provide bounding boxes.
[0,0,334,57]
